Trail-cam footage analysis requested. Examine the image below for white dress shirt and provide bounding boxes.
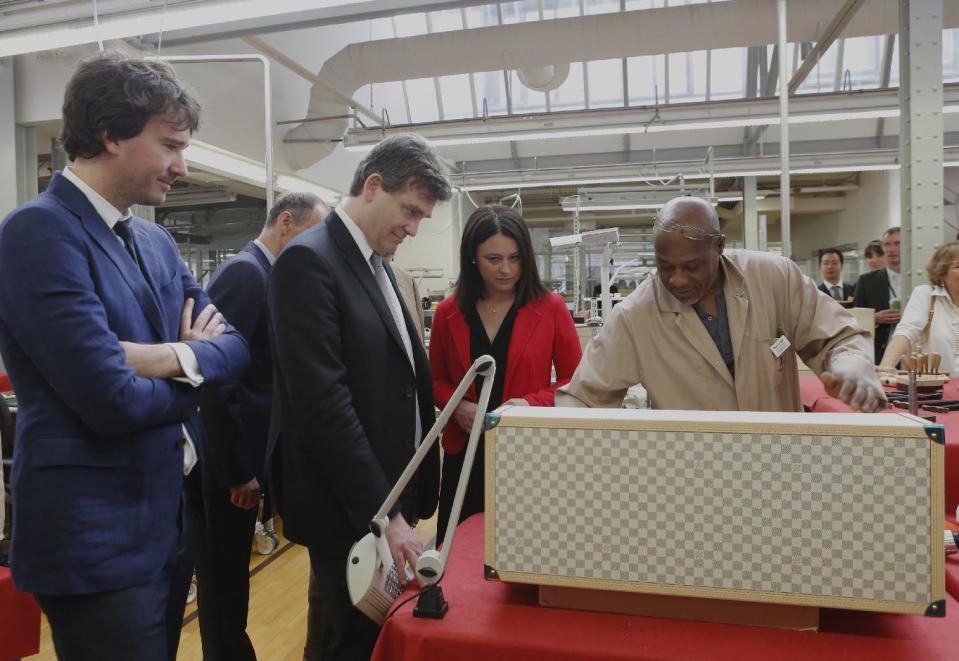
[63,167,200,473]
[337,205,375,274]
[893,284,959,376]
[822,278,846,299]
[253,238,276,266]
[887,267,902,300]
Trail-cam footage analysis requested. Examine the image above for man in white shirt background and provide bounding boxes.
[853,227,903,362]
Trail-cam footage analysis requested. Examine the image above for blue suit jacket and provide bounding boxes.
[200,241,272,490]
[0,172,249,595]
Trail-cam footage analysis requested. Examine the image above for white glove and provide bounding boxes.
[820,352,888,413]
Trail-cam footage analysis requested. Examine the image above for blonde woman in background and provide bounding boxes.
[879,241,959,375]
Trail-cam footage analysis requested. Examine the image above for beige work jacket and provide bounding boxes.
[556,250,871,412]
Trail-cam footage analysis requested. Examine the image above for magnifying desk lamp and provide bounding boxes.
[348,354,496,623]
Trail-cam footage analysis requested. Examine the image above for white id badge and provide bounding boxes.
[770,335,791,358]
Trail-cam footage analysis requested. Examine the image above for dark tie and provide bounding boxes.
[113,218,139,266]
[830,285,842,301]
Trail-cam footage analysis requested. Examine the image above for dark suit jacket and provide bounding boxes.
[266,212,438,557]
[853,268,894,362]
[0,172,249,595]
[201,242,272,490]
[429,293,583,455]
[817,282,855,301]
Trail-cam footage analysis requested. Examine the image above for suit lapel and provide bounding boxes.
[129,220,169,333]
[877,269,891,307]
[505,301,544,388]
[722,260,750,374]
[329,214,411,369]
[50,175,166,340]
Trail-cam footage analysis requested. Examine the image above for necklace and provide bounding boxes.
[486,298,511,315]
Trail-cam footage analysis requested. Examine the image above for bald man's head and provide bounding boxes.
[653,196,725,305]
[657,197,721,235]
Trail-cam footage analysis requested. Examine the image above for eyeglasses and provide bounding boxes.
[653,218,723,241]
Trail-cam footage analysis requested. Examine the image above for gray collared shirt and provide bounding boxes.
[693,293,735,377]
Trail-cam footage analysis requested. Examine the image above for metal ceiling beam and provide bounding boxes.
[787,0,865,95]
[136,1,497,49]
[155,0,959,84]
[453,133,959,177]
[875,34,896,141]
[745,46,760,99]
[763,44,779,96]
[452,144,959,191]
[899,0,945,300]
[340,84,959,148]
[743,44,781,147]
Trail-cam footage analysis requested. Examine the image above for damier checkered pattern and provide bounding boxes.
[493,427,931,605]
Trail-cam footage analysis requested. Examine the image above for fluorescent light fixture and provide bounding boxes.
[275,174,341,203]
[161,191,238,208]
[564,203,664,211]
[461,163,904,192]
[185,141,340,202]
[549,228,621,249]
[0,0,371,58]
[560,195,765,212]
[461,175,689,192]
[185,142,267,188]
[684,163,901,179]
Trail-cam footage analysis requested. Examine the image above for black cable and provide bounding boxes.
[383,575,445,622]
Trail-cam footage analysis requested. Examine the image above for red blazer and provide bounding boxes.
[430,293,583,454]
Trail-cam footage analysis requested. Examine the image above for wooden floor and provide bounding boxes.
[31,515,437,660]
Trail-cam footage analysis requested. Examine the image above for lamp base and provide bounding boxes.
[412,584,448,619]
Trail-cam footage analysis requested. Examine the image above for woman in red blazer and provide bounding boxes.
[430,205,582,539]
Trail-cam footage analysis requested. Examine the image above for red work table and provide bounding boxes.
[373,514,959,661]
[0,566,40,661]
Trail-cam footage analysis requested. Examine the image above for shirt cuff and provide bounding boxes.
[182,424,198,475]
[169,342,204,387]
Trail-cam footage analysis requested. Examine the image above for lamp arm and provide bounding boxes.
[433,361,496,573]
[610,257,639,284]
[369,355,496,554]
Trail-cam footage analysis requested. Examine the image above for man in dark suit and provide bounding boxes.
[853,227,903,362]
[0,52,249,661]
[196,192,328,661]
[268,134,450,660]
[817,248,855,301]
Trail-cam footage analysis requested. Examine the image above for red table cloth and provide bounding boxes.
[373,514,959,661]
[0,566,40,661]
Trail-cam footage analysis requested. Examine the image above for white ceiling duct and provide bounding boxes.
[284,0,959,169]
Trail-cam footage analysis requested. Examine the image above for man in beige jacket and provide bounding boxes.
[392,264,426,344]
[557,197,885,413]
